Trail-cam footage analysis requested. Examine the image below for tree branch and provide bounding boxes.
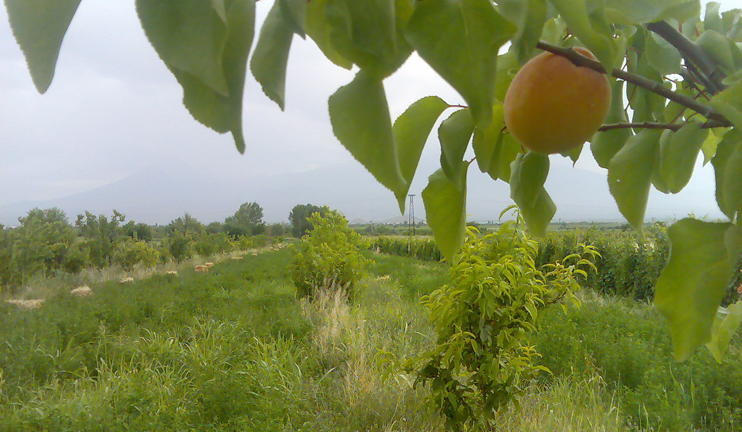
[534,41,732,127]
[645,20,727,94]
[598,120,728,132]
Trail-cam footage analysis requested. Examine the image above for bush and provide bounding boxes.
[194,233,234,257]
[289,211,368,299]
[167,232,195,262]
[113,238,160,270]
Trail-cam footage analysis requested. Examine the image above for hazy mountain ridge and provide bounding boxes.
[0,155,723,226]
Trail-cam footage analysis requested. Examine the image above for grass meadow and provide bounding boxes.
[1,245,741,431]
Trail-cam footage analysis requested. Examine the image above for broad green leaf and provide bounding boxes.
[509,153,555,237]
[305,0,353,69]
[393,96,450,210]
[712,129,742,220]
[704,1,723,33]
[250,0,294,110]
[497,135,524,182]
[329,71,406,205]
[472,104,506,179]
[405,0,516,128]
[279,0,306,37]
[645,32,682,76]
[655,219,742,361]
[510,152,549,210]
[4,0,82,93]
[497,0,547,65]
[701,128,723,165]
[591,80,630,168]
[439,109,475,184]
[659,122,708,194]
[626,30,667,123]
[211,0,227,21]
[422,166,469,262]
[493,51,519,103]
[710,78,742,130]
[604,0,700,25]
[706,301,742,362]
[547,0,616,70]
[143,0,255,153]
[697,30,736,72]
[137,0,230,96]
[608,129,663,231]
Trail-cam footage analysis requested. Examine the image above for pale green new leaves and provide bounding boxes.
[604,0,700,25]
[329,71,406,211]
[137,0,256,153]
[655,219,742,361]
[4,0,82,93]
[392,96,450,210]
[405,0,516,128]
[422,167,469,262]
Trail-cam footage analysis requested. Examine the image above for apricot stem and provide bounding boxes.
[534,41,732,128]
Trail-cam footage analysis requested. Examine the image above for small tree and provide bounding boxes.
[288,204,328,238]
[113,238,160,271]
[12,208,75,282]
[289,211,368,299]
[225,201,265,237]
[75,210,126,268]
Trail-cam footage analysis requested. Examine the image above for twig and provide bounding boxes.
[598,120,727,132]
[645,20,726,94]
[534,41,732,127]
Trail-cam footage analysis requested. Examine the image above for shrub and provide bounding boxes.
[289,211,368,299]
[167,232,195,262]
[113,238,160,270]
[194,233,234,257]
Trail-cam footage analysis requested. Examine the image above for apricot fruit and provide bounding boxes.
[503,47,611,154]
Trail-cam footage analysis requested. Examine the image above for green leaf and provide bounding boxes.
[659,122,708,194]
[547,0,617,70]
[493,51,519,103]
[655,219,742,361]
[701,128,723,166]
[472,104,505,179]
[710,78,742,130]
[305,0,353,69]
[645,32,682,76]
[279,0,306,37]
[604,0,700,25]
[497,0,547,65]
[510,152,549,210]
[608,129,663,231]
[4,0,82,93]
[211,0,227,21]
[706,301,742,363]
[591,80,630,169]
[439,109,475,184]
[704,1,723,33]
[139,0,255,153]
[697,30,735,72]
[405,0,516,128]
[509,153,555,237]
[329,71,406,207]
[137,0,230,96]
[250,0,294,110]
[712,129,742,221]
[393,96,450,210]
[422,166,469,262]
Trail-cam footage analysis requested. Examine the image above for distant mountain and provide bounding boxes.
[0,154,723,226]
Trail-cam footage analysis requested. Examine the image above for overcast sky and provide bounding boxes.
[1,1,740,224]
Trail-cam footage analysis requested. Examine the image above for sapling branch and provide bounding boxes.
[598,120,727,132]
[534,41,732,127]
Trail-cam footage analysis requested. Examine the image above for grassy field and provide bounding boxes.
[1,246,740,431]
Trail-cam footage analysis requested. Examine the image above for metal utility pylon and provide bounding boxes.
[408,194,416,236]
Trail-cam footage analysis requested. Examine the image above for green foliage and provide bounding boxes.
[407,221,596,430]
[194,232,235,257]
[224,201,265,237]
[288,203,327,237]
[289,211,368,299]
[166,232,195,262]
[10,0,742,364]
[75,210,126,268]
[113,238,160,271]
[371,236,442,262]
